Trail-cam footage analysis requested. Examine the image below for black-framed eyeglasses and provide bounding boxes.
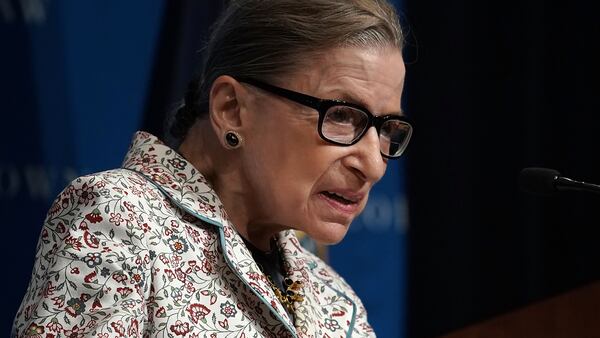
[238,77,412,159]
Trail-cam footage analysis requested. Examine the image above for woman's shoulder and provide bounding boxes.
[68,167,154,191]
[58,168,164,208]
[43,168,173,239]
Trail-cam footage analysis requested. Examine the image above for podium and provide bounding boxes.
[439,281,600,338]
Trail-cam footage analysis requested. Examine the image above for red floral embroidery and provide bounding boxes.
[139,153,157,167]
[84,208,103,223]
[56,222,66,234]
[128,319,139,336]
[116,287,133,298]
[169,320,191,336]
[84,271,97,283]
[92,297,102,310]
[109,212,124,226]
[155,306,166,318]
[64,236,83,251]
[112,272,128,284]
[218,318,229,329]
[42,281,56,297]
[75,183,95,205]
[138,222,151,233]
[46,319,63,332]
[123,201,135,212]
[51,295,65,307]
[64,325,84,338]
[110,320,125,337]
[187,303,211,324]
[48,200,62,217]
[83,231,100,248]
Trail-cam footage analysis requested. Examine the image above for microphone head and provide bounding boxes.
[519,167,561,195]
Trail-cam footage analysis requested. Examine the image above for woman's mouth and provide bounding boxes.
[322,191,357,204]
[318,190,363,215]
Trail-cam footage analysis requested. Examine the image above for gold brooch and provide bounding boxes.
[267,276,304,312]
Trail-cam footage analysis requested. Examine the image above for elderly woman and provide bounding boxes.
[13,0,411,337]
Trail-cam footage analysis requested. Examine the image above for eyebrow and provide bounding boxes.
[333,91,405,117]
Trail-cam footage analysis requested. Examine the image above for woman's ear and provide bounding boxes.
[208,75,246,144]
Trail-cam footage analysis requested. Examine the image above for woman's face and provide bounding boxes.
[239,46,406,244]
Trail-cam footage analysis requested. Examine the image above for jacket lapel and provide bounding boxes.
[122,131,297,336]
[278,230,360,338]
[277,230,320,336]
[121,131,226,228]
[218,220,297,334]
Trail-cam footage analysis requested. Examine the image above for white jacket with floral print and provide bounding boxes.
[13,131,375,338]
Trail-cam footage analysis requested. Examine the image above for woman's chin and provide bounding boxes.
[302,221,351,245]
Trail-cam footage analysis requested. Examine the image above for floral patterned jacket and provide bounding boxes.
[13,131,374,338]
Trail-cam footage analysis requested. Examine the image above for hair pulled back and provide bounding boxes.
[167,0,404,147]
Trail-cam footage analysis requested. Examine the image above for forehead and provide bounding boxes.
[294,46,406,115]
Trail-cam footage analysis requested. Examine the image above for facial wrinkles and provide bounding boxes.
[308,49,403,186]
[271,62,365,211]
[310,48,405,116]
[242,88,320,222]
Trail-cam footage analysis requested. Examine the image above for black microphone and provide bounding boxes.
[519,167,600,195]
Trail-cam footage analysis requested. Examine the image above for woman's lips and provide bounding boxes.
[318,190,363,215]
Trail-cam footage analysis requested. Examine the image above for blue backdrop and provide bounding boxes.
[0,1,407,336]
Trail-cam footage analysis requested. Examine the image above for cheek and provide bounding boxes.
[244,147,332,219]
[245,117,325,185]
[242,112,337,216]
[259,156,326,201]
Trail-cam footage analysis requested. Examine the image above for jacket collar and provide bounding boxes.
[122,131,227,228]
[121,131,300,335]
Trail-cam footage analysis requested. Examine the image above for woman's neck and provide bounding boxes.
[179,121,283,251]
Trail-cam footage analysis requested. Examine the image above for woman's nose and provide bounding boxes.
[342,127,387,183]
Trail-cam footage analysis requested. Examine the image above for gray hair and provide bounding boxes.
[167,0,404,147]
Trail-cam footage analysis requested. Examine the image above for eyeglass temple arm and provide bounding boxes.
[238,77,322,109]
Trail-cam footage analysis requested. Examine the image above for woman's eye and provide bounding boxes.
[327,107,357,124]
[330,110,350,123]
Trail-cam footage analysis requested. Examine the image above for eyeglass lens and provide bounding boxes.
[321,105,410,157]
[379,120,411,157]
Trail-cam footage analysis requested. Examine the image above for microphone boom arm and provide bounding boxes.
[555,176,600,194]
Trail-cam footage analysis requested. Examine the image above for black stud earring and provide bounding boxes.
[225,131,242,149]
